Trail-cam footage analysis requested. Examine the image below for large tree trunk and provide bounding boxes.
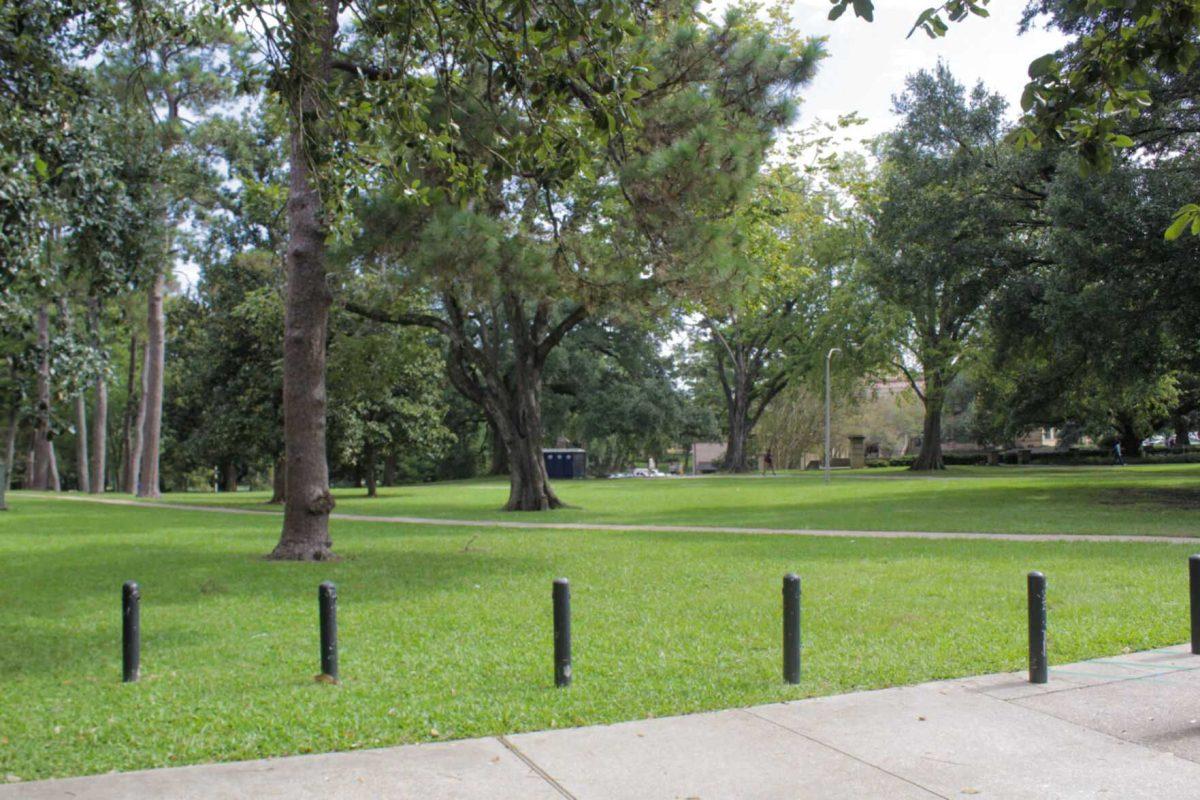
[88,297,107,493]
[269,454,286,504]
[220,461,238,492]
[270,0,338,561]
[30,305,54,490]
[363,439,377,498]
[911,373,946,471]
[1116,416,1142,460]
[383,452,398,486]
[723,385,752,472]
[137,272,165,498]
[124,334,145,494]
[495,368,561,511]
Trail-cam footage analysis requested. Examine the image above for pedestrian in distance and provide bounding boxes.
[762,449,777,476]
[1113,440,1126,466]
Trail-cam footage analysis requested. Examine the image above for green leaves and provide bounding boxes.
[1164,204,1200,241]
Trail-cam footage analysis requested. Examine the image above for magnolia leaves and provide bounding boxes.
[825,0,991,35]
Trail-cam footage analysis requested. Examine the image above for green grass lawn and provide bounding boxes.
[151,463,1200,536]
[1,494,1196,780]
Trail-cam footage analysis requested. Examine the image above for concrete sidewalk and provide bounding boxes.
[6,646,1200,799]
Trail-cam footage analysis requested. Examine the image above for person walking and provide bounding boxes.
[1113,440,1126,466]
[761,449,776,476]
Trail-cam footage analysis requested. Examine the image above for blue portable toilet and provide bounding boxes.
[543,448,587,479]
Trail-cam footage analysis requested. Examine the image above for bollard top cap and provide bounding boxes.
[1027,570,1045,579]
[123,580,140,593]
[553,577,569,586]
[783,572,800,581]
[319,580,337,593]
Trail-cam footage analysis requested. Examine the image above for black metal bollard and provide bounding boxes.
[122,581,140,683]
[783,574,801,684]
[1190,556,1200,655]
[1027,571,1047,684]
[318,582,338,681]
[553,578,572,687]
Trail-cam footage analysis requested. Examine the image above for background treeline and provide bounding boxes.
[2,0,1197,556]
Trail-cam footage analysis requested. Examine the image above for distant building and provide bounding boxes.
[690,442,726,474]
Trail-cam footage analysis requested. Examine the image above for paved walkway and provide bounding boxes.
[21,492,1200,545]
[6,645,1200,799]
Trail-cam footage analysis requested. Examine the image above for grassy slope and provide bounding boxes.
[0,496,1194,780]
[149,464,1200,536]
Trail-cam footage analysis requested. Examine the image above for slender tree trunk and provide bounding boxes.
[137,271,165,498]
[270,0,339,560]
[88,297,107,493]
[383,452,398,486]
[911,373,946,471]
[269,454,286,504]
[30,305,54,490]
[3,406,17,494]
[56,300,90,493]
[127,337,148,494]
[49,442,60,491]
[364,440,377,498]
[122,335,142,493]
[24,447,34,489]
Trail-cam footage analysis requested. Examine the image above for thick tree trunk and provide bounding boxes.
[1116,417,1142,460]
[723,387,752,472]
[383,452,398,486]
[88,297,107,493]
[911,374,946,471]
[488,420,509,475]
[269,455,286,504]
[124,335,145,494]
[137,271,165,498]
[221,461,238,492]
[270,0,339,561]
[30,305,54,490]
[1173,413,1192,451]
[495,373,561,511]
[364,440,377,498]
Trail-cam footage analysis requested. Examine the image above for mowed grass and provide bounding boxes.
[153,463,1200,536]
[0,496,1196,781]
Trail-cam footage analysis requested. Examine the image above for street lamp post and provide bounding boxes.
[824,347,841,484]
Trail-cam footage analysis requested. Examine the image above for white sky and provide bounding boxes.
[769,0,1069,139]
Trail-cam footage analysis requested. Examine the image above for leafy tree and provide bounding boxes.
[979,152,1200,454]
[348,4,823,509]
[327,320,451,497]
[864,64,1035,470]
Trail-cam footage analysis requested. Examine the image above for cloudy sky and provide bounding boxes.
[762,0,1069,140]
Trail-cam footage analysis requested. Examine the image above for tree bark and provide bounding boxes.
[3,406,17,494]
[364,439,377,497]
[122,334,142,494]
[88,297,107,493]
[270,0,339,560]
[494,366,560,511]
[57,299,90,493]
[1116,416,1142,460]
[383,452,398,486]
[48,441,61,491]
[911,373,946,471]
[137,271,165,498]
[724,385,751,472]
[269,454,286,504]
[30,305,54,490]
[220,461,238,492]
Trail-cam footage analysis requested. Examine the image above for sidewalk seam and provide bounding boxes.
[738,708,951,800]
[496,736,577,800]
